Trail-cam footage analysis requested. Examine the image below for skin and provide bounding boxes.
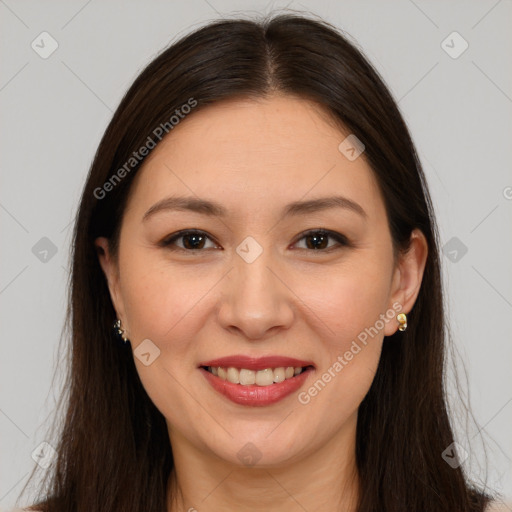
[95,94,428,512]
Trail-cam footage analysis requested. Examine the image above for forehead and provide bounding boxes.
[124,95,383,223]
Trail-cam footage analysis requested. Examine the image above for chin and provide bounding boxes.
[204,425,312,468]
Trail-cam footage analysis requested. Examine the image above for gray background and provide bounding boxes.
[1,0,511,508]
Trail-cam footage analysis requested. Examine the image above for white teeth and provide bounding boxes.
[273,367,285,383]
[207,365,308,386]
[226,367,239,384]
[255,368,274,386]
[239,369,256,385]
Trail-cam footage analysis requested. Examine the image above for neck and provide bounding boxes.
[166,414,360,512]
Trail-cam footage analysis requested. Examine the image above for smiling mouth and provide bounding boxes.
[200,365,314,386]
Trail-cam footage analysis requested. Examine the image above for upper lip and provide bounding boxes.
[198,355,315,371]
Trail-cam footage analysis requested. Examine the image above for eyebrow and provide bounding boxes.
[142,194,367,222]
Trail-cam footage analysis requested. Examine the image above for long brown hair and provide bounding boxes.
[20,13,491,512]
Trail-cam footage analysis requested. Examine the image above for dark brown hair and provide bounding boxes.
[20,12,491,512]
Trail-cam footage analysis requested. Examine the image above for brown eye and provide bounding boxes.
[161,230,218,251]
[293,230,349,251]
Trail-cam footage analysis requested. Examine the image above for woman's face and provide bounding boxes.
[96,95,426,468]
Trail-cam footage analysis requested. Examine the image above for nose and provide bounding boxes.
[217,248,295,341]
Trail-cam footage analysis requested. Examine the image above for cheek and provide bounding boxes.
[292,272,388,419]
[118,256,216,425]
[121,242,215,326]
[295,258,393,346]
[121,262,210,350]
[290,256,392,405]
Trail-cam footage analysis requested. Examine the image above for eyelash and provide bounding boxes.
[160,229,350,253]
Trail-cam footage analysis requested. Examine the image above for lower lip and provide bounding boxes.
[199,367,314,407]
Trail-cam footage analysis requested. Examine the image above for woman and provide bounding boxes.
[15,12,507,512]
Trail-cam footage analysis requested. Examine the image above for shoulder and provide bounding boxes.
[486,499,512,511]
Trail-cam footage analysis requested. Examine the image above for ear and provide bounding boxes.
[384,229,428,336]
[94,237,127,329]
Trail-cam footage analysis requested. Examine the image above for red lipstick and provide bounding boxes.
[198,355,315,407]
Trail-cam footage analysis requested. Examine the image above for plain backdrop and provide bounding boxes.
[1,0,511,509]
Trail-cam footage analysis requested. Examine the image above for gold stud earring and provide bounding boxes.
[397,313,408,332]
